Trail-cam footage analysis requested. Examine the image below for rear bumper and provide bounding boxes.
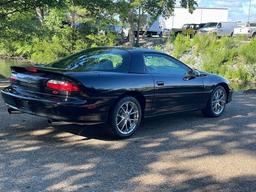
[1,87,110,123]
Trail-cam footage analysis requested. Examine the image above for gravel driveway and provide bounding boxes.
[0,93,255,192]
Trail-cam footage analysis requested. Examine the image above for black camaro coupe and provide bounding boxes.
[1,47,232,138]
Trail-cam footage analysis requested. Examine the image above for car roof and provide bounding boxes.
[86,46,162,54]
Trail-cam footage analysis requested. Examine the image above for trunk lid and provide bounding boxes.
[11,66,62,92]
[10,66,81,96]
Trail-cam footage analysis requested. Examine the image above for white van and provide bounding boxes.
[198,22,237,37]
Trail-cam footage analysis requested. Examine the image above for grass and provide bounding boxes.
[170,34,256,82]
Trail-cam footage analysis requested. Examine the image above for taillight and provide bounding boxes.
[46,80,80,92]
[9,74,17,83]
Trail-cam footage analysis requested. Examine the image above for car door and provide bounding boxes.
[143,53,208,115]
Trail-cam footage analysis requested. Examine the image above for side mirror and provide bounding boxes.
[192,69,201,77]
[185,69,201,80]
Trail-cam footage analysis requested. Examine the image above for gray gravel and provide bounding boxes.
[0,93,255,192]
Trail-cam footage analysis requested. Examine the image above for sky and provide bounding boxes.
[196,0,256,22]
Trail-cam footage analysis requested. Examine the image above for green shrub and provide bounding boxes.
[172,34,191,58]
[30,37,67,64]
[153,45,162,51]
[240,39,256,64]
[171,34,256,82]
[192,34,217,55]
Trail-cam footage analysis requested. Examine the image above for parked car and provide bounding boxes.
[182,23,206,37]
[234,22,256,38]
[1,47,233,139]
[198,22,237,37]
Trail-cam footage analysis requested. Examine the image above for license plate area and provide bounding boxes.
[16,99,31,111]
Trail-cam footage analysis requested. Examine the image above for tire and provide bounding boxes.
[202,86,227,117]
[109,97,142,139]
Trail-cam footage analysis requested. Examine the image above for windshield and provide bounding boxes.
[47,48,129,72]
[183,24,189,29]
[203,23,218,28]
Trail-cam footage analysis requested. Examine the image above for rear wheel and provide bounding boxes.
[202,86,227,117]
[109,97,142,139]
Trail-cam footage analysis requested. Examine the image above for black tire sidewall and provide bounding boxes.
[110,97,142,138]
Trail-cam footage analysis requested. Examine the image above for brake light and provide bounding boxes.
[46,80,80,92]
[26,66,38,73]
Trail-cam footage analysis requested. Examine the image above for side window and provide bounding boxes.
[143,54,189,75]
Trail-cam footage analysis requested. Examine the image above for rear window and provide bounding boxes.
[48,48,129,72]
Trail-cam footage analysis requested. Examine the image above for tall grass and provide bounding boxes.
[171,34,256,82]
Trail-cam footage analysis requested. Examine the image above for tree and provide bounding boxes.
[0,0,119,62]
[116,0,198,47]
[0,0,66,20]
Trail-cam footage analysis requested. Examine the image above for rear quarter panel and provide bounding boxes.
[65,71,155,117]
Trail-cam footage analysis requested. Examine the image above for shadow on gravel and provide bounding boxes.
[0,94,255,191]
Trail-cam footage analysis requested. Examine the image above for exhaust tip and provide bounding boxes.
[8,108,21,114]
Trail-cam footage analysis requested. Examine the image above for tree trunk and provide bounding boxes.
[127,0,135,47]
[128,11,135,47]
[135,6,141,47]
[36,7,44,23]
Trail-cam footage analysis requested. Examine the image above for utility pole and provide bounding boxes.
[248,0,252,22]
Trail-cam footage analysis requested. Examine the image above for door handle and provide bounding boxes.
[156,81,165,86]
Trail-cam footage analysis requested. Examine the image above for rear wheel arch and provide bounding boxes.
[108,94,143,138]
[109,91,146,120]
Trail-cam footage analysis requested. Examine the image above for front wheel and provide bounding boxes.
[109,97,142,139]
[202,86,227,117]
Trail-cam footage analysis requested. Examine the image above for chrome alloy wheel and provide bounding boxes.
[115,101,139,135]
[211,88,226,115]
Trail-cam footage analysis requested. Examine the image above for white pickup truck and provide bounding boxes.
[234,23,256,38]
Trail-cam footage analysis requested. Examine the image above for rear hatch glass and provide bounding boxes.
[45,48,129,73]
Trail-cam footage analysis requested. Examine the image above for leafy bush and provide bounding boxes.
[172,34,191,58]
[0,6,119,63]
[173,34,256,82]
[240,39,256,64]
